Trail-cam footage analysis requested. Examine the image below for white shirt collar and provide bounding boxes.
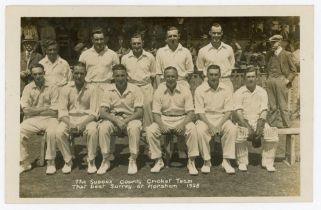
[208,42,226,51]
[111,83,135,96]
[243,85,259,94]
[163,82,183,94]
[43,55,61,64]
[128,50,148,58]
[90,46,109,54]
[165,43,183,52]
[203,81,225,92]
[274,46,283,56]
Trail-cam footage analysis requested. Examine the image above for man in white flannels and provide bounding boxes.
[146,66,199,175]
[55,62,99,174]
[195,64,237,174]
[20,63,59,174]
[155,26,194,88]
[121,33,156,129]
[97,64,144,175]
[39,40,72,88]
[233,66,279,172]
[196,23,235,92]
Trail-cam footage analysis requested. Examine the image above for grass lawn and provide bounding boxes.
[20,133,300,198]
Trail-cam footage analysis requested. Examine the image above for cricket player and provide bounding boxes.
[20,63,59,174]
[146,66,199,175]
[55,62,99,174]
[195,64,237,174]
[155,26,194,88]
[97,64,144,175]
[196,23,235,92]
[121,33,156,129]
[234,66,279,172]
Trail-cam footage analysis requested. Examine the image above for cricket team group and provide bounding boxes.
[20,22,297,176]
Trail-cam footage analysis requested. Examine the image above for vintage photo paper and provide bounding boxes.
[5,5,313,203]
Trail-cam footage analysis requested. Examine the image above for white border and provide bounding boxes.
[1,0,320,210]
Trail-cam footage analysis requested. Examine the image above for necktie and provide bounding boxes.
[26,51,31,69]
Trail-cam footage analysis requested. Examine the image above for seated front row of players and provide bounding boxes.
[20,63,279,175]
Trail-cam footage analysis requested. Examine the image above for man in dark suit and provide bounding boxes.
[265,35,297,128]
[20,35,43,94]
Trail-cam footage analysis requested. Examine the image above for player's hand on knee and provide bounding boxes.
[160,124,171,134]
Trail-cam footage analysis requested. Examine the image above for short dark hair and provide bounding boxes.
[30,63,45,73]
[73,62,86,71]
[44,40,58,50]
[244,66,258,76]
[91,27,105,37]
[211,23,222,29]
[112,64,127,72]
[131,33,143,40]
[167,26,180,34]
[164,66,178,75]
[207,64,221,74]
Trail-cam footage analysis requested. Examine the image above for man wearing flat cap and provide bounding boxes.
[265,34,297,128]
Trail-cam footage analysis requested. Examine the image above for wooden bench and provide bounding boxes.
[163,127,300,167]
[278,127,300,166]
[38,128,300,167]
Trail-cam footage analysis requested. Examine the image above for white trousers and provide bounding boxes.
[146,115,199,159]
[55,115,98,163]
[235,120,279,166]
[196,115,237,161]
[20,116,59,163]
[138,83,154,129]
[98,120,142,159]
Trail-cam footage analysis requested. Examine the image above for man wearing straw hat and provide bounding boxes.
[20,35,43,93]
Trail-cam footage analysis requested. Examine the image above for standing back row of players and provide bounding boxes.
[22,22,293,130]
[20,62,278,175]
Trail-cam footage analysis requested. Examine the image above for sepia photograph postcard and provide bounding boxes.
[5,5,314,204]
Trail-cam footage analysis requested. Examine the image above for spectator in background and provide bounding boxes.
[74,43,88,59]
[186,33,198,64]
[21,17,39,42]
[255,35,269,53]
[280,24,289,41]
[292,41,300,72]
[116,34,130,59]
[265,35,296,128]
[230,38,243,67]
[39,40,72,88]
[243,41,256,60]
[145,36,158,57]
[77,20,91,46]
[251,22,264,41]
[72,20,91,60]
[38,19,56,55]
[20,35,43,94]
[198,34,209,49]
